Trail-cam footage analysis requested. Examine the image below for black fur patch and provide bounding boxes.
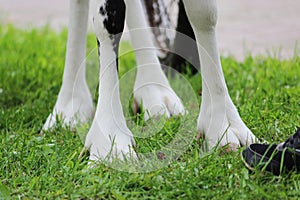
[97,0,125,68]
[97,39,100,57]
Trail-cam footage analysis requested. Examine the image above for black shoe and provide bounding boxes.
[242,128,300,176]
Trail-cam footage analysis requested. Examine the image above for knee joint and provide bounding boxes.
[184,0,218,31]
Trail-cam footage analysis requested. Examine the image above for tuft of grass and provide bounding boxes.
[1,25,300,199]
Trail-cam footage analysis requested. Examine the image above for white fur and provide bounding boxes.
[84,0,136,160]
[43,0,94,130]
[183,0,256,148]
[85,0,185,160]
[44,0,257,161]
[126,0,185,120]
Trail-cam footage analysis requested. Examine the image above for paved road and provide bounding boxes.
[0,0,299,60]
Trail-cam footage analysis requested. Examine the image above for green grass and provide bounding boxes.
[1,25,300,199]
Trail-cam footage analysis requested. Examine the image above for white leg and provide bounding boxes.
[43,0,94,130]
[183,0,257,149]
[125,0,185,120]
[85,0,136,160]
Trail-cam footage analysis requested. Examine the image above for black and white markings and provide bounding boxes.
[96,0,125,66]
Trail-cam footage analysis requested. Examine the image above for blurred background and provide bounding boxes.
[0,0,299,60]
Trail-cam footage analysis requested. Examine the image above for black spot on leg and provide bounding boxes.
[104,0,125,55]
[97,0,125,70]
[99,6,106,15]
[97,39,101,57]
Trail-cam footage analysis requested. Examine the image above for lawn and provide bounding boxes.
[0,25,300,199]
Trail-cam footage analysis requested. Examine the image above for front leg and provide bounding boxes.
[85,0,136,161]
[43,0,94,130]
[125,0,185,120]
[183,0,257,149]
